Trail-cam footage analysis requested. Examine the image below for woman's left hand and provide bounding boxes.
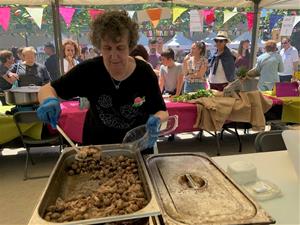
[146,115,161,148]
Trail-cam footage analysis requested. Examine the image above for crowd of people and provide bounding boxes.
[1,27,299,99]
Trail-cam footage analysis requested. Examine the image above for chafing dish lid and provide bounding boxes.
[146,153,275,225]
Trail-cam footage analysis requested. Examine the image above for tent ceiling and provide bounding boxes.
[0,0,299,9]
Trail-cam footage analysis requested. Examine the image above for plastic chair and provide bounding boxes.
[13,111,63,180]
[254,130,287,152]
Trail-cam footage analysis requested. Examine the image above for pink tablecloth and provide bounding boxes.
[59,95,279,143]
[59,100,199,143]
[165,101,198,134]
[264,95,283,105]
[59,101,87,143]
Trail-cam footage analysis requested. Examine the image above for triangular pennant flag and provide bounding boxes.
[137,10,149,23]
[246,12,254,31]
[172,7,187,23]
[223,9,238,24]
[269,14,283,30]
[203,9,215,25]
[88,9,105,20]
[146,8,162,28]
[0,7,11,31]
[25,7,44,29]
[161,8,171,20]
[59,6,76,28]
[261,8,267,17]
[127,10,135,19]
[293,16,300,28]
[190,10,204,33]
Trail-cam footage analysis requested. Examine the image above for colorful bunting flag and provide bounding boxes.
[269,14,283,30]
[246,12,254,31]
[88,9,105,20]
[172,7,187,23]
[293,16,300,27]
[59,6,76,28]
[261,8,267,17]
[190,10,204,34]
[146,8,162,28]
[280,16,296,36]
[137,10,148,23]
[127,10,135,19]
[0,7,11,31]
[223,9,238,25]
[203,9,215,25]
[25,7,44,29]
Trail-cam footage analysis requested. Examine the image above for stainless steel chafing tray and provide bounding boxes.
[145,152,275,225]
[28,144,161,225]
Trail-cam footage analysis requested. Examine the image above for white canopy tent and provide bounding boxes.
[164,32,193,50]
[228,31,265,49]
[137,32,149,47]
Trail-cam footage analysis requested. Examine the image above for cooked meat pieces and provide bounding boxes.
[76,146,102,161]
[44,154,148,223]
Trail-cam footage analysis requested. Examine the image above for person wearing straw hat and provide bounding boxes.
[208,31,236,91]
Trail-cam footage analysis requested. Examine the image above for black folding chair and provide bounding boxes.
[254,130,287,152]
[13,111,63,180]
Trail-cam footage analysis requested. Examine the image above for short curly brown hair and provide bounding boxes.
[89,10,139,51]
[264,40,277,52]
[62,39,79,58]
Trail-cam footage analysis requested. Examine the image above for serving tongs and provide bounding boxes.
[56,125,96,161]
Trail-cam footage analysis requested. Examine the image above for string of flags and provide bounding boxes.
[0,5,298,36]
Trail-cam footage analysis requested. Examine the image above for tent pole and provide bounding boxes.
[51,0,64,76]
[250,0,261,68]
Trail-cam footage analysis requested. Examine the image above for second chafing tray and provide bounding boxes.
[145,152,275,225]
[28,144,161,225]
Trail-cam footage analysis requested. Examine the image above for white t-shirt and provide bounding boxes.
[279,46,299,76]
[160,62,182,92]
[208,61,228,83]
[63,58,79,74]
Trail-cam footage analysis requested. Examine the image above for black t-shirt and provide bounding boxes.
[9,62,50,86]
[52,56,166,145]
[0,64,12,91]
[45,54,60,81]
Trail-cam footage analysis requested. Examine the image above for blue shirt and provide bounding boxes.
[256,52,284,91]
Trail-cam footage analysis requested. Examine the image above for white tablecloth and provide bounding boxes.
[213,151,300,225]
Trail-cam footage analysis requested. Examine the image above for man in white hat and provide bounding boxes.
[208,31,236,91]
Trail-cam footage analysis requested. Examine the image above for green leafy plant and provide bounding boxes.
[172,89,214,102]
[236,67,249,78]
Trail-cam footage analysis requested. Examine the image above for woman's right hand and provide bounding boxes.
[37,97,61,129]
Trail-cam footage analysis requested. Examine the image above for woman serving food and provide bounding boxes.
[37,10,168,152]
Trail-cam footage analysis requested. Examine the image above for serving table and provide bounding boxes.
[212,151,300,225]
[0,105,42,145]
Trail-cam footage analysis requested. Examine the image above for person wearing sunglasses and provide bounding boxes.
[208,31,236,91]
[279,37,299,82]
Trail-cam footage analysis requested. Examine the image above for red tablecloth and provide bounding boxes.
[59,101,87,143]
[164,100,199,133]
[59,95,280,143]
[59,100,198,143]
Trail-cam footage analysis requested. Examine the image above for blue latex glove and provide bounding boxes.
[37,97,61,129]
[146,115,161,148]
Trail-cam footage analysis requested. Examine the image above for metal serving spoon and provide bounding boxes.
[56,125,89,161]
